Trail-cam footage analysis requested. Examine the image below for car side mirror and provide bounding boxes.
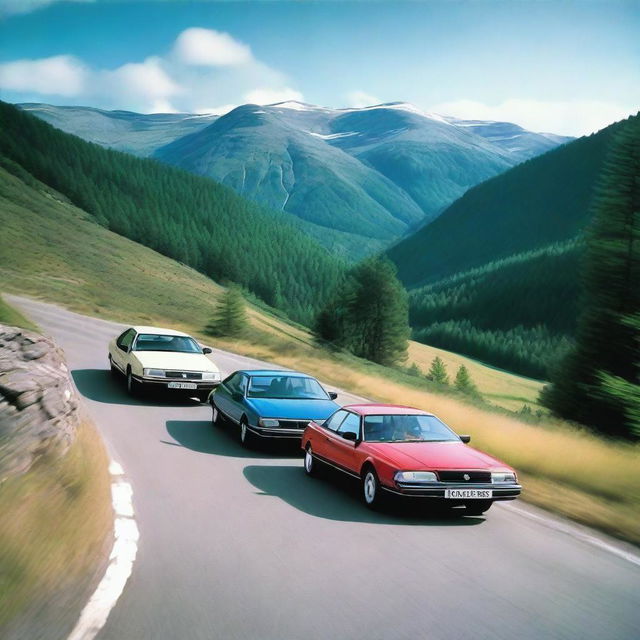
[459,435,471,444]
[202,347,212,354]
[341,431,358,442]
[328,391,338,400]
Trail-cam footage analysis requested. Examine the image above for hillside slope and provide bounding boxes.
[18,101,569,258]
[388,114,639,377]
[0,101,342,324]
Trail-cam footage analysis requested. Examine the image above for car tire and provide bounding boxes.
[126,367,141,397]
[304,445,318,477]
[361,467,384,510]
[211,403,223,427]
[239,417,255,448]
[465,500,493,516]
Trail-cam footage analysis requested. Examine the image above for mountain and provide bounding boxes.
[18,103,218,157]
[387,113,638,377]
[20,101,570,259]
[0,101,342,324]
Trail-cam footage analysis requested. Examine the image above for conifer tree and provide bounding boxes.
[426,356,449,385]
[207,285,248,337]
[454,365,479,396]
[315,257,410,366]
[542,118,640,437]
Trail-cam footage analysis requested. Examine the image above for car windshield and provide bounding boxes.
[134,334,202,353]
[247,375,328,400]
[363,414,459,443]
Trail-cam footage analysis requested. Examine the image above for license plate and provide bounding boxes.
[444,489,492,499]
[167,382,198,390]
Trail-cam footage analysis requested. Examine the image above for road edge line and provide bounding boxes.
[67,460,139,640]
[500,502,640,568]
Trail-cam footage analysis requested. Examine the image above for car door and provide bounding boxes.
[215,372,240,422]
[227,373,248,423]
[314,409,348,463]
[330,412,362,473]
[112,328,136,372]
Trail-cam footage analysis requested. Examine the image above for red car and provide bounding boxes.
[302,403,521,515]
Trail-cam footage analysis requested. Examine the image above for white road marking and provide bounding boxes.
[500,502,640,568]
[67,460,139,640]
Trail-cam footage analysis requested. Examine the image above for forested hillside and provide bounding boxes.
[390,113,639,378]
[0,101,343,324]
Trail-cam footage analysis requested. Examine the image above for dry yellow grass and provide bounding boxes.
[408,341,544,411]
[0,420,113,632]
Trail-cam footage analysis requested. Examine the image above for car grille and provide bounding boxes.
[165,371,203,380]
[437,470,491,484]
[276,419,311,430]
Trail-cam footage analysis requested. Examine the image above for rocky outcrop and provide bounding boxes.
[0,324,79,482]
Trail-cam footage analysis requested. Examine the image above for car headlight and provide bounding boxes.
[201,372,220,381]
[491,471,517,484]
[143,369,165,378]
[259,418,280,428]
[394,471,438,483]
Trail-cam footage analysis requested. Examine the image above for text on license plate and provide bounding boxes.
[444,489,492,499]
[167,382,198,390]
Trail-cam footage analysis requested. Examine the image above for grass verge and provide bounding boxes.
[0,420,112,636]
[0,294,38,331]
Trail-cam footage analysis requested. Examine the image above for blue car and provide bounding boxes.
[210,369,340,447]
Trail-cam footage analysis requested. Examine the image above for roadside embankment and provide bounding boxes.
[0,323,112,640]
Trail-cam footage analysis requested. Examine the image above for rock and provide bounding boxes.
[0,323,80,482]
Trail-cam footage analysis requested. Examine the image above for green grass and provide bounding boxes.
[0,294,37,330]
[0,421,112,634]
[2,163,639,545]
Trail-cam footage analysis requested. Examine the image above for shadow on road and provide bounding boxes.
[72,369,203,407]
[165,419,302,459]
[243,464,485,526]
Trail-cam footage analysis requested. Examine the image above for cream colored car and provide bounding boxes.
[108,326,221,401]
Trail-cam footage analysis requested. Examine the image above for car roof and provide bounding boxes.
[343,403,434,417]
[238,369,312,378]
[131,326,191,338]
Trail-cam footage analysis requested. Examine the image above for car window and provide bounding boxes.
[247,375,328,399]
[324,409,349,432]
[224,373,242,394]
[117,329,136,350]
[337,412,360,439]
[363,414,459,443]
[133,334,201,353]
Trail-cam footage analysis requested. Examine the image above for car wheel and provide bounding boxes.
[239,417,255,448]
[126,368,140,396]
[211,403,222,427]
[465,500,493,516]
[361,467,383,510]
[304,445,318,477]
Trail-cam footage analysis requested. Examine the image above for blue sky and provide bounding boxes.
[0,0,638,135]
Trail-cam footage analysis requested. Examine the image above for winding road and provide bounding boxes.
[10,296,640,640]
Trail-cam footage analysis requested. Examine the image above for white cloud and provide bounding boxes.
[0,0,92,17]
[100,57,181,109]
[244,87,304,105]
[0,55,87,96]
[173,27,253,67]
[346,90,382,108]
[0,27,302,115]
[429,98,638,136]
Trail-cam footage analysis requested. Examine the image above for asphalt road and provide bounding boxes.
[10,296,640,640]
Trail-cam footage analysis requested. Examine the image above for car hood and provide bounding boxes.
[365,441,512,471]
[246,398,339,420]
[133,351,219,373]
